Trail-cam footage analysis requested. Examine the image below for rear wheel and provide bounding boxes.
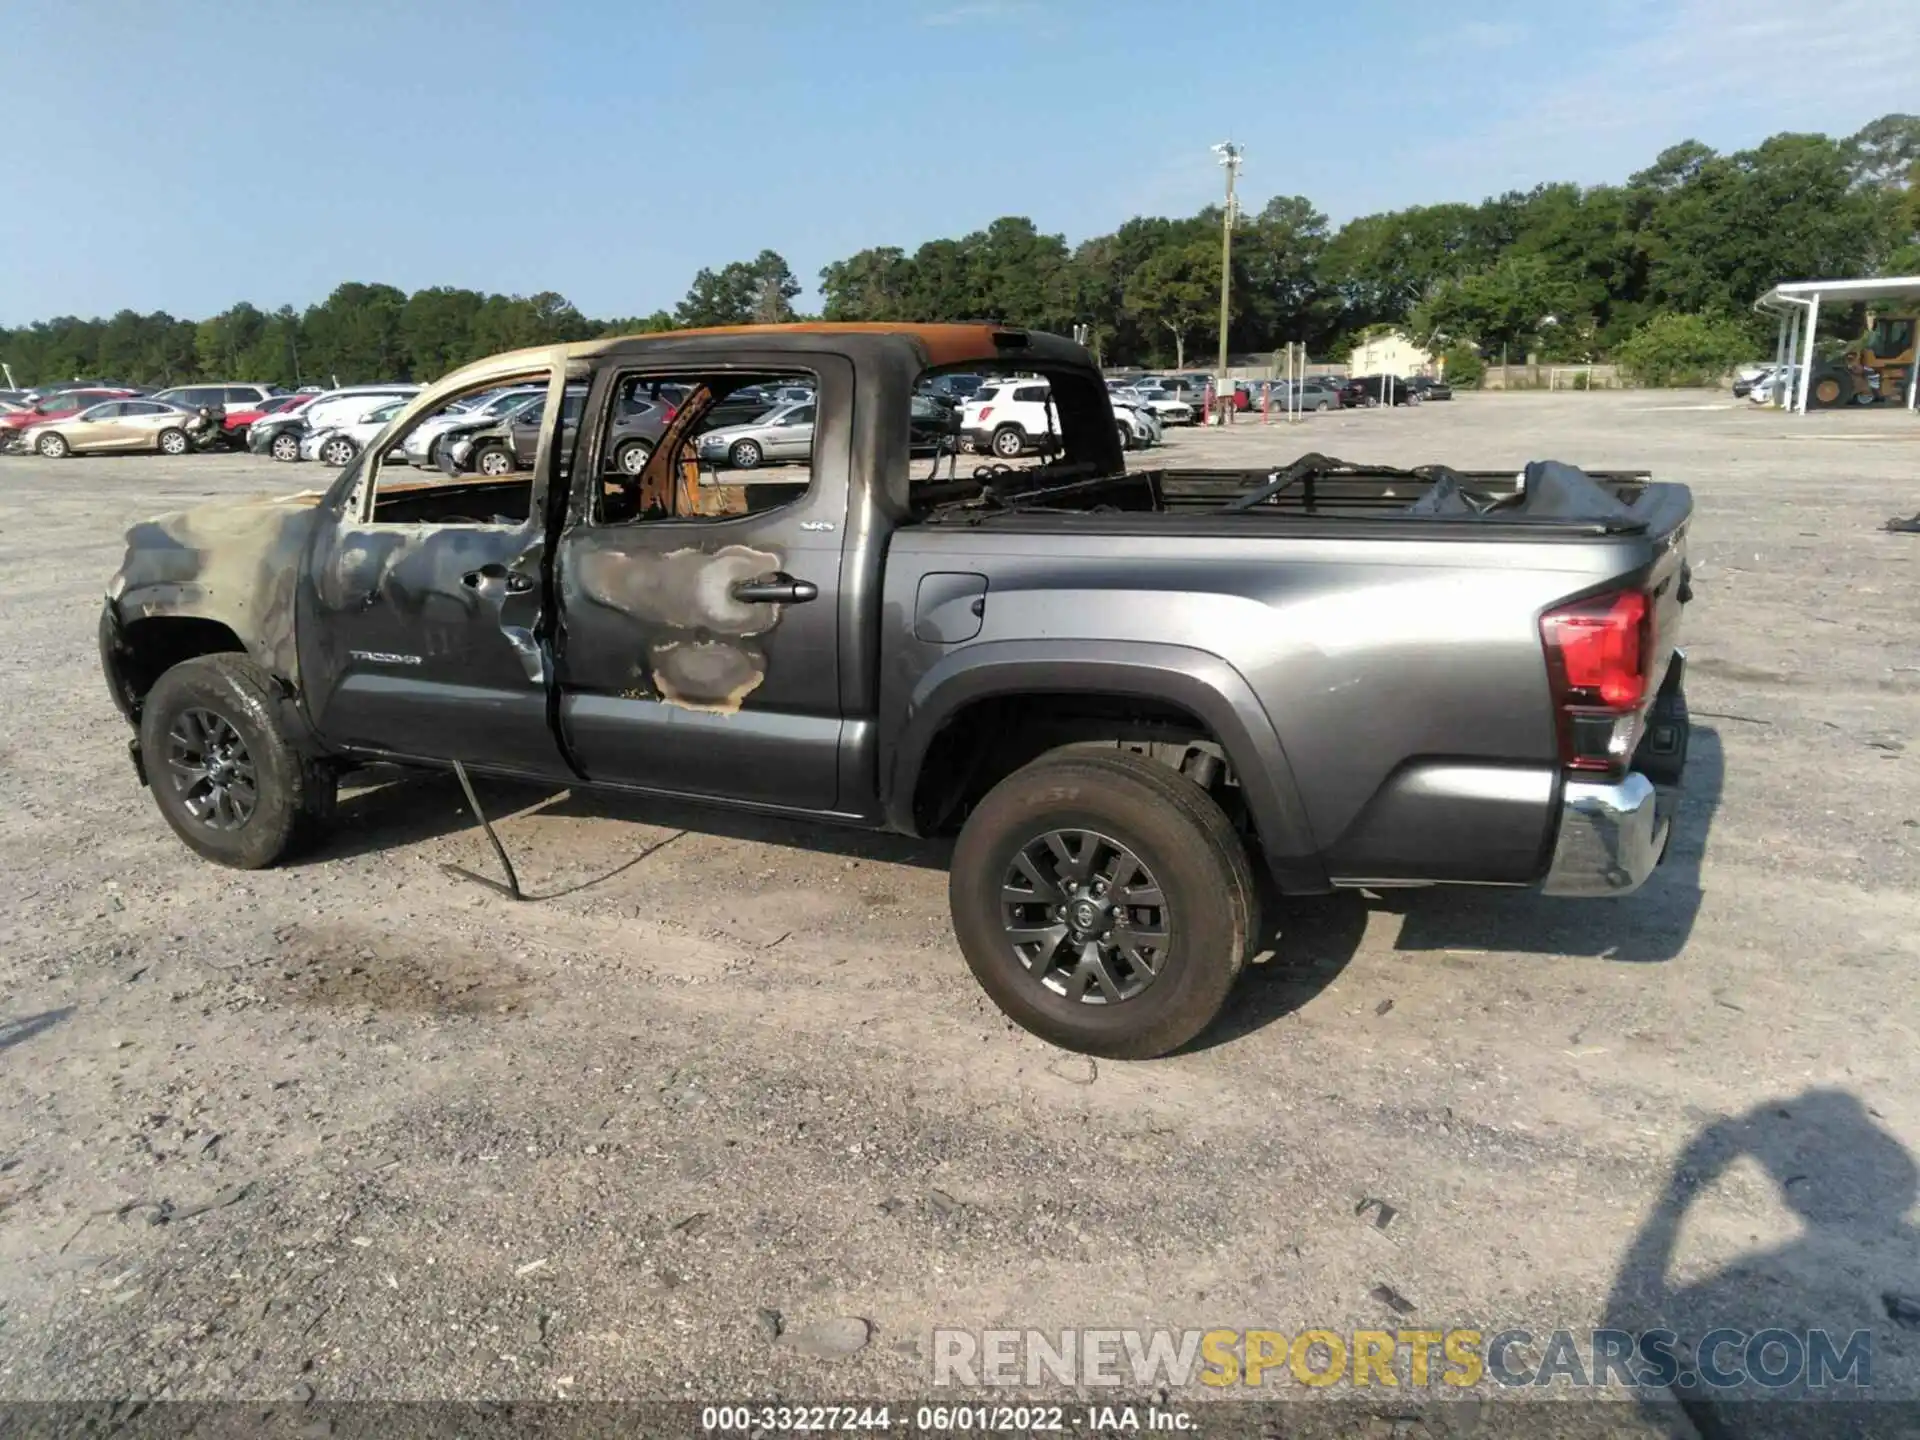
[949,751,1257,1059]
[139,654,336,869]
[991,425,1026,458]
[36,432,69,458]
[615,438,654,475]
[157,428,189,456]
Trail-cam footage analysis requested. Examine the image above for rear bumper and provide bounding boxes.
[1541,772,1671,897]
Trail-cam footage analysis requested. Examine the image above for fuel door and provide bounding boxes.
[913,571,988,644]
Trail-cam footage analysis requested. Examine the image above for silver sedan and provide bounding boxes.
[696,400,815,470]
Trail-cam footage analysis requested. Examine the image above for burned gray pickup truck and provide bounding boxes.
[100,323,1691,1059]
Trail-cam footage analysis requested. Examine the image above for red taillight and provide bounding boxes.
[978,405,993,421]
[1541,590,1651,772]
[1545,590,1647,707]
[662,404,678,423]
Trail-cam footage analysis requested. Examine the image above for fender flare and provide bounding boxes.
[886,638,1325,891]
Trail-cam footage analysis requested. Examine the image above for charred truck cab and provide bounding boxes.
[101,323,1692,1059]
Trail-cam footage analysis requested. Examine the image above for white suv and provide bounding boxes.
[960,380,1067,458]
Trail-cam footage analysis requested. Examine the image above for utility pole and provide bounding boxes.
[1212,141,1242,404]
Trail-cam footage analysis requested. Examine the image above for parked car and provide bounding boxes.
[221,392,313,447]
[250,385,421,462]
[301,399,412,467]
[960,380,1068,458]
[909,394,963,457]
[399,387,546,468]
[1121,387,1196,426]
[1342,374,1418,407]
[696,399,816,469]
[1265,378,1343,412]
[443,386,589,477]
[0,388,138,450]
[98,322,1693,1060]
[1406,376,1453,401]
[152,383,287,415]
[923,373,986,405]
[19,398,217,458]
[1110,394,1163,450]
[27,379,150,399]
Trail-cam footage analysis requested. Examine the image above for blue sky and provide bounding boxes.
[4,0,1917,326]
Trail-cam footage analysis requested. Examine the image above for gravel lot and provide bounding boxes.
[1,391,1917,1433]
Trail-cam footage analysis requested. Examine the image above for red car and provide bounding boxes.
[222,391,313,443]
[0,389,137,448]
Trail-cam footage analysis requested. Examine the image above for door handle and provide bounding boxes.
[462,565,534,595]
[731,573,818,604]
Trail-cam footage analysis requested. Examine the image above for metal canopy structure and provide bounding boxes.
[1753,274,1920,413]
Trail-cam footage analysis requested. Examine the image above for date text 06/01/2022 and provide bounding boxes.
[699,1403,1193,1432]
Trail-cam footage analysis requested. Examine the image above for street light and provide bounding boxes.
[1212,141,1242,411]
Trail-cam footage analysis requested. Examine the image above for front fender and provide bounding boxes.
[886,638,1325,892]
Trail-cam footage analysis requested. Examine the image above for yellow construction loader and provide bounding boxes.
[1806,310,1917,407]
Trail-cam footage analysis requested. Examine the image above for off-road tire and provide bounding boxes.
[140,654,336,869]
[949,751,1257,1059]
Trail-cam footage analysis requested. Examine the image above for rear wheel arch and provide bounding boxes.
[887,642,1324,891]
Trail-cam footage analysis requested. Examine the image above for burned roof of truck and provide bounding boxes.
[478,323,1093,375]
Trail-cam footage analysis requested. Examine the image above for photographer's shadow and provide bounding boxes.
[1607,1089,1920,1438]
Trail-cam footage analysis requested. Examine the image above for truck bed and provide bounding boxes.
[920,453,1679,537]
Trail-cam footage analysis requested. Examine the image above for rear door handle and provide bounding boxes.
[731,573,818,604]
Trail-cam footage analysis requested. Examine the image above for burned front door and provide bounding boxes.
[295,366,578,778]
[550,354,848,813]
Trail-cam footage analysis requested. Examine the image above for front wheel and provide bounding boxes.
[157,428,189,456]
[728,439,763,470]
[139,654,336,869]
[473,443,516,477]
[36,432,69,458]
[270,431,301,462]
[1116,422,1134,452]
[949,751,1257,1059]
[319,436,358,467]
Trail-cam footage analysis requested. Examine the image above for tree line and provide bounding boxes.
[4,116,1915,389]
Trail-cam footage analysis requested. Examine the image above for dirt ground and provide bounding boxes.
[1,391,1917,1435]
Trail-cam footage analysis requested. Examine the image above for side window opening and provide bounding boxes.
[361,368,561,527]
[592,368,818,527]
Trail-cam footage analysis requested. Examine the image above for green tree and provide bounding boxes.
[818,246,912,321]
[302,282,409,381]
[677,250,799,327]
[1615,312,1753,386]
[1124,242,1219,369]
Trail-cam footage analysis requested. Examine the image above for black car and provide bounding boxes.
[1406,376,1453,401]
[1341,374,1419,407]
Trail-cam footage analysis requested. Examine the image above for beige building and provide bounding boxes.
[1347,331,1435,377]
